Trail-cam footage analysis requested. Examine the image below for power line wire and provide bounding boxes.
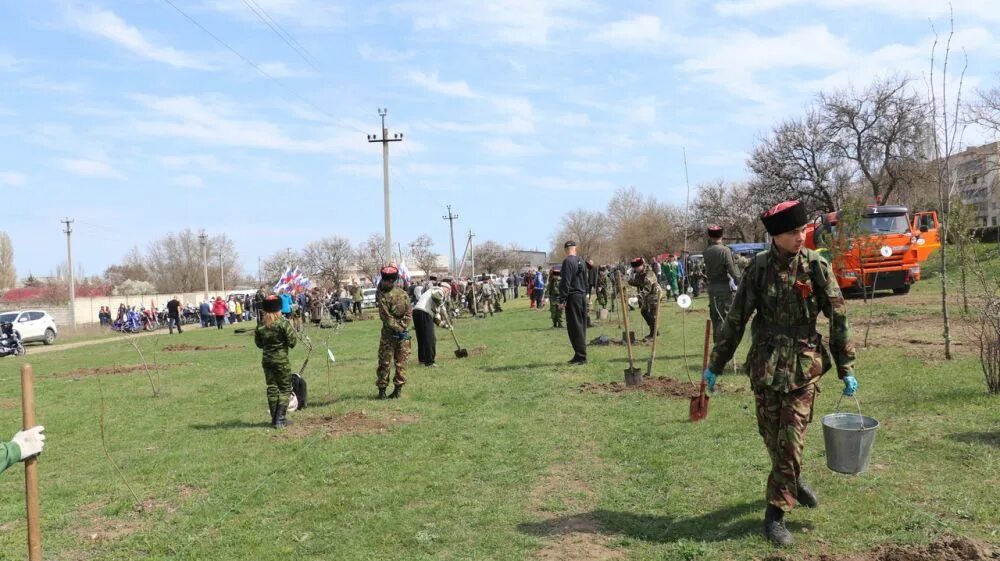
[239,0,319,71]
[244,0,322,69]
[160,0,364,134]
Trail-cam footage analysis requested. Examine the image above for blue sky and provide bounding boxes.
[2,0,999,279]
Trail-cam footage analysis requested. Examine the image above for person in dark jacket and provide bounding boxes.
[558,241,589,364]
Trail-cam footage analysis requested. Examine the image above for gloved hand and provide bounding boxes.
[842,375,858,396]
[703,369,717,393]
[394,330,411,341]
[11,425,45,460]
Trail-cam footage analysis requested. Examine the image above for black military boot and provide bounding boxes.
[796,482,819,508]
[269,403,278,428]
[388,384,403,399]
[377,387,387,400]
[764,505,794,546]
[274,404,293,428]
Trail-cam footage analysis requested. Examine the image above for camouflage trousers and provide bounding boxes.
[596,293,608,310]
[639,304,658,336]
[755,383,817,511]
[550,302,563,326]
[707,287,733,342]
[262,359,293,410]
[377,333,410,389]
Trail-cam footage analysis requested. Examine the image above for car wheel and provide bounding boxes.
[43,328,56,345]
[892,285,911,295]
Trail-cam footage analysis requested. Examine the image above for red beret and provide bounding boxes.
[630,257,644,267]
[380,265,399,276]
[761,200,808,236]
[707,224,724,238]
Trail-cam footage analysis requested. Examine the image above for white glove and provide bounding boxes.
[11,425,45,460]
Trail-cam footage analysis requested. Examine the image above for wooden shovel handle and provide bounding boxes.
[21,364,41,561]
[702,319,711,371]
[617,274,635,368]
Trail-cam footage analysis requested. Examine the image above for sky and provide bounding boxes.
[2,0,999,280]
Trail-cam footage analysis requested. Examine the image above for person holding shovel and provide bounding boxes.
[413,283,451,367]
[628,257,663,342]
[702,200,858,546]
[1,426,45,474]
[255,294,298,428]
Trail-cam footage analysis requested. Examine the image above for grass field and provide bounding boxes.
[0,264,997,560]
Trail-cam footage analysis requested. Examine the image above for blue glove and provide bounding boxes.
[703,368,717,393]
[842,375,858,396]
[394,330,411,341]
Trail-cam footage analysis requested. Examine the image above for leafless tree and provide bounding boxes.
[821,75,928,204]
[355,234,388,281]
[968,82,1000,133]
[693,180,769,242]
[474,240,516,274]
[103,246,149,287]
[408,234,440,277]
[551,209,612,263]
[0,232,15,291]
[145,229,241,293]
[302,236,353,286]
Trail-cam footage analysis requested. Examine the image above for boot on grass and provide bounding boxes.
[764,505,793,546]
[388,384,403,399]
[796,483,818,508]
[377,387,387,400]
[274,404,293,428]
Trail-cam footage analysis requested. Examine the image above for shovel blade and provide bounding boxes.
[624,368,643,387]
[455,348,469,358]
[689,393,710,422]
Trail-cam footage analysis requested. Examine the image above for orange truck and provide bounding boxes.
[805,205,940,295]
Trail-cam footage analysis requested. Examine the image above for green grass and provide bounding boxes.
[0,279,997,560]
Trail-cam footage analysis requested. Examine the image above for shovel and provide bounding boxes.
[689,319,711,422]
[617,274,642,387]
[444,309,468,358]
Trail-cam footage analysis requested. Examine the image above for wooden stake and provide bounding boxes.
[20,364,41,561]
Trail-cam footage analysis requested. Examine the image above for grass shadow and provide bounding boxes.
[949,431,1000,447]
[191,419,271,430]
[483,362,568,373]
[518,502,812,543]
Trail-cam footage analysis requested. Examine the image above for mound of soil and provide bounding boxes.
[54,364,174,379]
[579,376,739,400]
[772,537,998,561]
[282,410,419,439]
[162,344,241,352]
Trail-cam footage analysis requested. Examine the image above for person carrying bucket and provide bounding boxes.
[702,200,859,546]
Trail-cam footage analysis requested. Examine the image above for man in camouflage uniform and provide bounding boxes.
[628,257,663,341]
[703,201,859,546]
[545,267,563,327]
[595,265,611,314]
[375,266,412,399]
[702,225,742,342]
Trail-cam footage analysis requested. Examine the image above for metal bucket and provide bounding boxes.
[822,396,879,475]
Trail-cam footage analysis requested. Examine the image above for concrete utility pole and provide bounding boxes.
[61,218,75,328]
[367,108,403,263]
[443,205,459,274]
[220,234,226,295]
[199,230,209,300]
[469,230,477,317]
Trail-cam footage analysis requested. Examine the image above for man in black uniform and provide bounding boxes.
[166,295,183,334]
[558,241,589,365]
[702,224,742,342]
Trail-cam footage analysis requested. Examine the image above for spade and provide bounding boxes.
[689,319,712,422]
[617,273,642,386]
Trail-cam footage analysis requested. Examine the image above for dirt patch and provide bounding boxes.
[281,410,419,438]
[52,364,175,380]
[0,398,16,410]
[469,344,488,356]
[69,501,148,543]
[579,376,739,400]
[162,344,242,352]
[769,536,998,561]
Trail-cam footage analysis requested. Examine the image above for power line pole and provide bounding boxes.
[442,205,459,274]
[220,234,226,295]
[61,218,75,328]
[469,230,477,317]
[367,108,403,264]
[199,230,209,300]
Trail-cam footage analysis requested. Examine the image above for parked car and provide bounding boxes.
[362,288,377,309]
[0,310,58,345]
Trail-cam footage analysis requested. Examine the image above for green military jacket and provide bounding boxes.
[596,271,611,299]
[254,318,298,364]
[703,242,742,289]
[708,244,856,393]
[0,441,20,474]
[378,287,412,336]
[545,275,563,301]
[663,261,679,283]
[628,267,662,308]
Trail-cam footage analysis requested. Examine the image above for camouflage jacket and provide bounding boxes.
[545,276,563,301]
[628,267,663,308]
[595,272,611,298]
[254,318,298,364]
[708,244,856,392]
[378,287,412,336]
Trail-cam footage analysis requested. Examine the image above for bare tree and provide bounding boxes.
[693,180,769,242]
[103,246,149,287]
[355,234,388,281]
[748,110,848,213]
[474,240,515,274]
[145,229,241,293]
[821,75,928,204]
[408,234,439,277]
[302,236,352,286]
[551,209,612,263]
[0,232,15,291]
[968,82,1000,133]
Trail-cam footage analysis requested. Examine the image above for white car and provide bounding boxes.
[0,310,58,345]
[362,288,377,309]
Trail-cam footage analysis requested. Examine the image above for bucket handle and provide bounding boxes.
[834,394,865,431]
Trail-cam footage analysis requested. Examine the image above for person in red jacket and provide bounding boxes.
[212,296,228,329]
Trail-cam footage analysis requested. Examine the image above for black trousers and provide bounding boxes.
[169,314,182,333]
[565,293,587,361]
[413,309,436,365]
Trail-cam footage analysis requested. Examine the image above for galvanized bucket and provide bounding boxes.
[822,395,879,475]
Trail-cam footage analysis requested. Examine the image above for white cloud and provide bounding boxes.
[589,15,667,48]
[407,71,479,98]
[523,175,616,191]
[358,44,414,63]
[258,61,313,78]
[337,163,382,178]
[481,137,543,158]
[649,131,689,146]
[395,0,587,46]
[172,174,204,188]
[715,0,1000,22]
[160,154,232,173]
[0,53,19,72]
[406,163,461,176]
[69,6,214,70]
[18,76,83,93]
[56,158,126,180]
[0,171,26,186]
[207,0,343,28]
[564,160,625,173]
